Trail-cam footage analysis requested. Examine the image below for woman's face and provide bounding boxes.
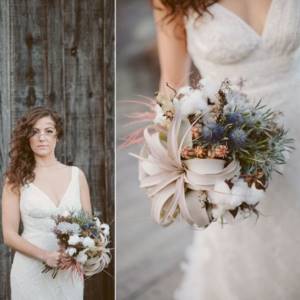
[29,116,58,158]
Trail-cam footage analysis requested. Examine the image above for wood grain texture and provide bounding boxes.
[0,1,13,298]
[0,1,114,299]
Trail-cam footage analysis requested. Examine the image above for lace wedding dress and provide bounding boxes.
[175,1,300,299]
[10,166,84,300]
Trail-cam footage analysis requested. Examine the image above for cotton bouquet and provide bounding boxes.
[42,210,111,278]
[132,79,294,228]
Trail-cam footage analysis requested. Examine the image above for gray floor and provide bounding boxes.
[116,1,193,299]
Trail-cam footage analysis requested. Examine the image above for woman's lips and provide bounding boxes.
[37,145,48,148]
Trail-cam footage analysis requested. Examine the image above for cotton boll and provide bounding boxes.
[231,179,248,206]
[68,234,82,246]
[173,88,208,116]
[62,210,71,218]
[208,180,232,206]
[188,90,208,111]
[200,77,221,103]
[153,104,166,124]
[82,236,95,248]
[176,86,193,96]
[94,217,101,228]
[65,247,77,256]
[76,251,88,264]
[100,224,110,236]
[246,186,265,205]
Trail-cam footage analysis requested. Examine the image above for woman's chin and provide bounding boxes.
[33,149,52,157]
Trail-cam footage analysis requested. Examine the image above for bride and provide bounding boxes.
[2,107,92,300]
[152,0,300,299]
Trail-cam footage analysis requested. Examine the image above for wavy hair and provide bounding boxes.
[5,106,63,192]
[152,0,219,21]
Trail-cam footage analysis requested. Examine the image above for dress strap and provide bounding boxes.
[72,166,80,184]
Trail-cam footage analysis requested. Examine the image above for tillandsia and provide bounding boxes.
[132,78,294,228]
[42,210,111,279]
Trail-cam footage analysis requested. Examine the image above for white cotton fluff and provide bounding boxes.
[153,104,166,124]
[68,234,82,245]
[246,185,265,205]
[76,251,88,264]
[94,217,101,228]
[199,77,222,103]
[65,247,77,256]
[62,210,71,218]
[173,87,208,116]
[82,236,95,248]
[100,224,110,236]
[231,179,248,207]
[208,180,234,208]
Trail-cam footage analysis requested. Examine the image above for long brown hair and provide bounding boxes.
[5,106,63,192]
[152,0,219,21]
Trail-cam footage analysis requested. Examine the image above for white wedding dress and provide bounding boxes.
[175,1,300,299]
[10,166,84,300]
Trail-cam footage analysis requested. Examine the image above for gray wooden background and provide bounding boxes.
[116,1,193,299]
[0,1,114,299]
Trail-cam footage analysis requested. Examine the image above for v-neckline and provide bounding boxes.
[31,166,74,208]
[214,0,274,39]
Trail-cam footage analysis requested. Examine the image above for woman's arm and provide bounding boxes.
[1,181,59,267]
[153,0,191,93]
[78,169,92,214]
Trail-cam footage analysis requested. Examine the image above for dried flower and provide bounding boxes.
[194,146,207,158]
[192,125,201,139]
[214,145,229,158]
[181,146,195,159]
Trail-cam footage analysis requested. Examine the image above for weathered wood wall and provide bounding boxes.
[0,0,114,299]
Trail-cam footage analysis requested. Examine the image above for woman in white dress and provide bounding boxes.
[2,106,92,300]
[152,0,300,299]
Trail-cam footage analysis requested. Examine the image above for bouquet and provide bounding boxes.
[131,79,294,228]
[42,210,111,278]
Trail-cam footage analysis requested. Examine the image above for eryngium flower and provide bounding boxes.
[229,128,247,148]
[202,123,225,143]
[226,112,244,126]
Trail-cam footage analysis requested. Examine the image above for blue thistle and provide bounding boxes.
[229,128,247,148]
[226,112,244,126]
[202,123,225,143]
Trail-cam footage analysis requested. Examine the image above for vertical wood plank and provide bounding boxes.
[41,0,66,159]
[62,0,115,298]
[0,0,12,299]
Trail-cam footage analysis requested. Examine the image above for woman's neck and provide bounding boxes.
[35,155,60,168]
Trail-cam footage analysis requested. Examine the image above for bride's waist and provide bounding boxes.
[22,231,58,250]
[198,55,300,92]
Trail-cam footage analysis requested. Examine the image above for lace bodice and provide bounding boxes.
[185,0,300,95]
[19,166,82,238]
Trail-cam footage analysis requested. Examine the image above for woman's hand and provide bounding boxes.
[43,251,61,268]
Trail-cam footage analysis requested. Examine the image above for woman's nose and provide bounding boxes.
[39,134,46,141]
